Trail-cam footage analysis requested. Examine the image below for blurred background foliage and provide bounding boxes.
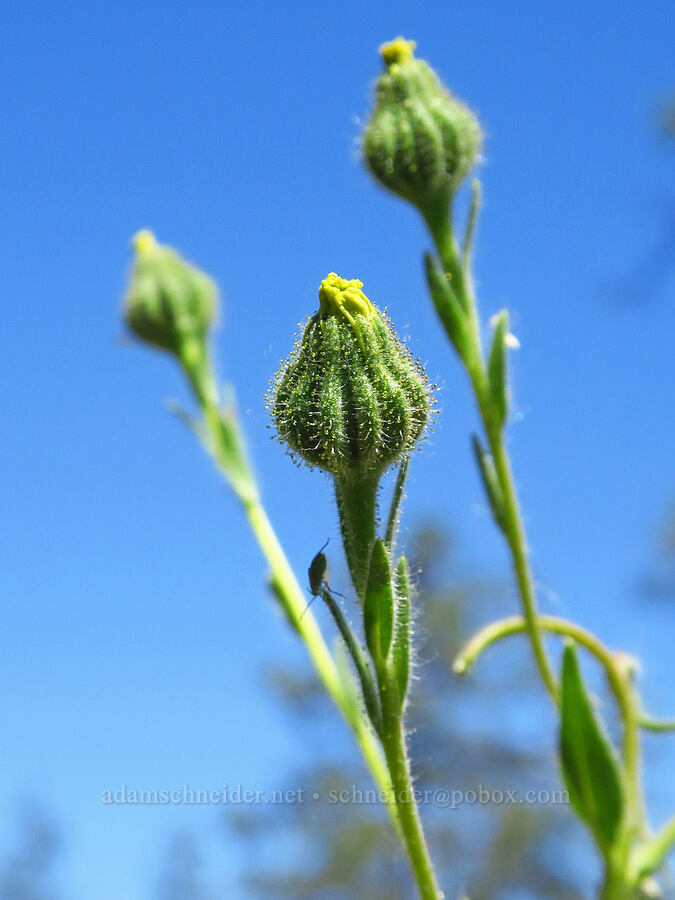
[5,517,673,898]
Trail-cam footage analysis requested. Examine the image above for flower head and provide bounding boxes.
[123,230,217,357]
[362,38,483,213]
[270,273,431,477]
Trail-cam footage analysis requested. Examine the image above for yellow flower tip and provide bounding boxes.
[132,229,158,257]
[379,37,416,68]
[318,272,373,321]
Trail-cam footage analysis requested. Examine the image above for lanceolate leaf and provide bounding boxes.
[267,574,301,636]
[488,310,509,428]
[471,434,507,534]
[632,816,675,879]
[559,642,625,853]
[424,253,470,360]
[333,639,361,726]
[321,588,383,736]
[364,540,395,668]
[393,556,412,709]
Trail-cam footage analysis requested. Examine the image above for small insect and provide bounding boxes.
[301,540,343,620]
[308,539,330,597]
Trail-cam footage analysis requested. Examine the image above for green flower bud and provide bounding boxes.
[270,273,431,478]
[123,230,217,356]
[362,37,483,212]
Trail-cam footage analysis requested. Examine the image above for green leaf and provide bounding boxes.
[559,642,625,853]
[488,310,509,428]
[333,639,362,727]
[384,455,410,551]
[364,540,395,668]
[462,178,482,266]
[632,816,675,879]
[471,434,507,534]
[424,253,470,360]
[321,588,382,736]
[166,398,207,440]
[392,556,412,709]
[267,575,301,636]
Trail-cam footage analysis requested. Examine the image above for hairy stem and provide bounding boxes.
[454,615,640,783]
[422,203,559,703]
[179,344,399,831]
[380,671,443,900]
[334,468,380,601]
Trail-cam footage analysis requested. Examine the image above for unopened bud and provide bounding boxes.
[363,38,483,213]
[123,230,217,357]
[270,273,431,477]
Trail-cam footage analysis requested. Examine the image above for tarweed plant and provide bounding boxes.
[122,39,675,900]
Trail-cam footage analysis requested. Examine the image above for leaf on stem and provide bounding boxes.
[166,399,208,441]
[471,434,508,534]
[364,540,395,669]
[632,816,675,879]
[392,557,412,709]
[321,588,383,735]
[559,641,626,854]
[333,638,362,727]
[267,574,301,636]
[488,310,509,428]
[384,455,410,552]
[424,252,470,359]
[462,178,482,267]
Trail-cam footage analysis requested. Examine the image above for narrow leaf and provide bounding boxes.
[364,540,395,668]
[384,455,410,552]
[392,556,412,709]
[333,639,361,727]
[462,178,482,266]
[559,642,625,853]
[471,434,507,534]
[424,253,470,360]
[633,816,675,879]
[488,310,509,428]
[166,398,206,440]
[267,575,301,636]
[321,588,382,735]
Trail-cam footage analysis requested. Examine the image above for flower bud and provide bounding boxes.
[362,37,483,212]
[123,230,217,357]
[270,273,431,477]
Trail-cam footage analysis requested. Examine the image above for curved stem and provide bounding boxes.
[455,615,626,722]
[638,715,675,733]
[454,614,643,834]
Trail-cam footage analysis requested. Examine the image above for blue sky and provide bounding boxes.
[0,0,673,896]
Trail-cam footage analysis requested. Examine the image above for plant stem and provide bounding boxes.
[422,204,559,704]
[454,615,640,781]
[243,497,396,807]
[380,672,443,900]
[334,469,380,601]
[178,344,399,832]
[485,426,559,701]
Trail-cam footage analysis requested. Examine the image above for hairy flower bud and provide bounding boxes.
[270,273,431,478]
[123,230,217,356]
[362,37,483,212]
